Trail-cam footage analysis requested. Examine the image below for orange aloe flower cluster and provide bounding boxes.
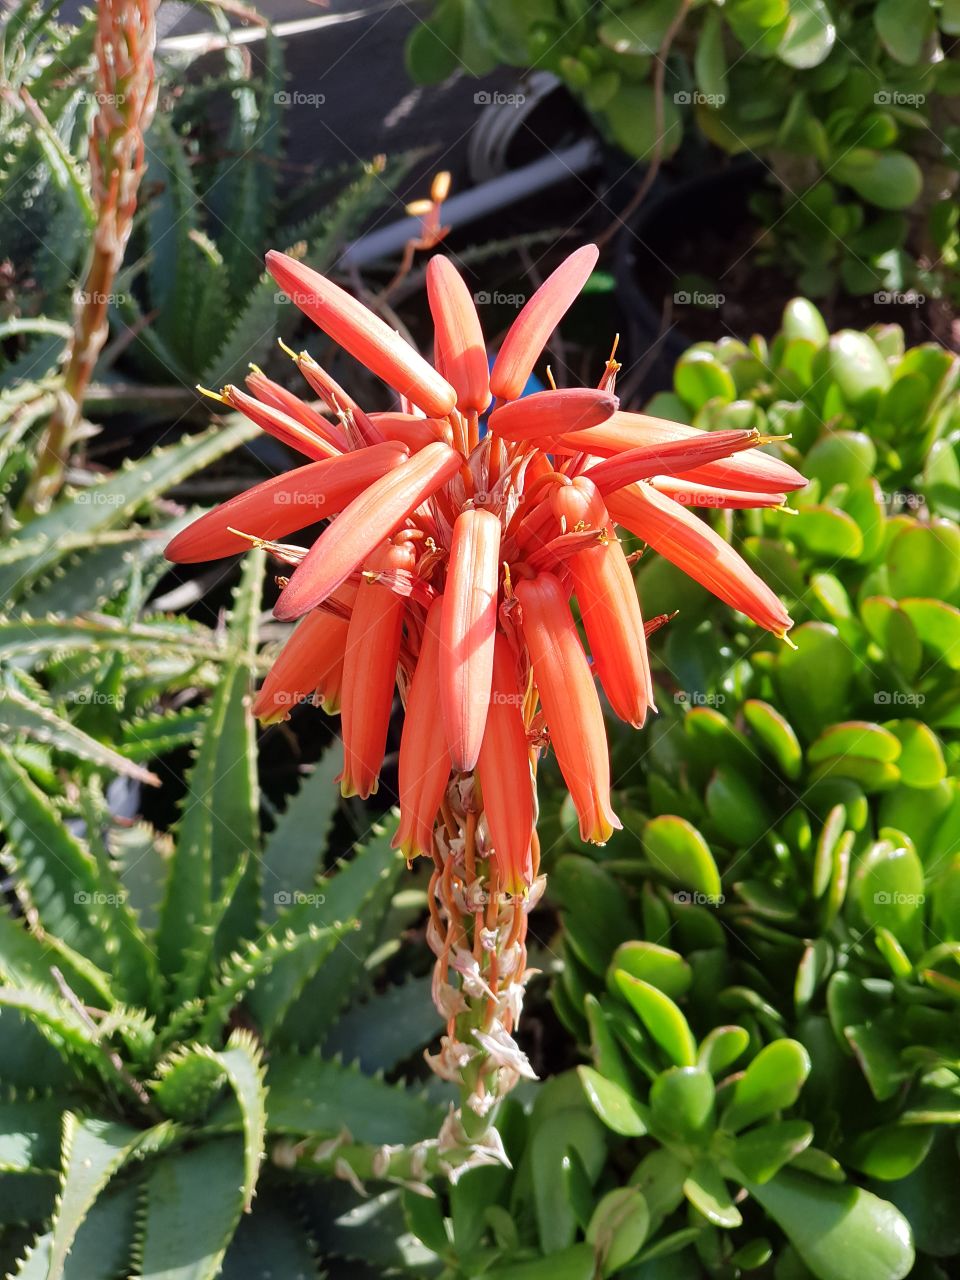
[167,242,803,1117]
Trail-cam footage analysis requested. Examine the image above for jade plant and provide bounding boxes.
[0,555,451,1278]
[407,0,960,296]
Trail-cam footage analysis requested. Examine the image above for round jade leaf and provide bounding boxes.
[609,941,692,1000]
[698,1025,751,1076]
[899,598,960,670]
[577,1066,648,1138]
[743,699,803,779]
[642,815,722,900]
[721,1039,811,1132]
[887,523,960,601]
[674,348,737,410]
[804,431,876,489]
[774,623,856,741]
[586,1187,650,1277]
[808,722,902,766]
[789,506,864,559]
[825,330,892,404]
[884,721,946,788]
[705,768,773,848]
[650,1065,716,1141]
[777,0,836,68]
[833,148,923,211]
[856,840,926,935]
[614,973,697,1067]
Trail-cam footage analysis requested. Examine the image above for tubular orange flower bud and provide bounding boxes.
[252,583,357,722]
[426,256,491,414]
[370,412,455,451]
[558,411,807,493]
[551,477,654,728]
[339,540,416,799]
[393,598,451,859]
[440,507,502,771]
[245,366,345,449]
[585,428,765,495]
[489,388,618,442]
[515,571,621,844]
[606,481,793,635]
[266,251,457,418]
[477,631,534,895]
[275,442,461,620]
[165,441,410,563]
[220,385,341,461]
[652,477,787,509]
[490,244,599,400]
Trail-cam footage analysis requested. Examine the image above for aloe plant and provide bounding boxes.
[0,550,447,1278]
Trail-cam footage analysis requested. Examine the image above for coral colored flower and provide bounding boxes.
[168,241,801,921]
[266,250,457,418]
[440,507,501,772]
[606,481,793,635]
[558,411,806,494]
[165,441,410,563]
[477,632,534,894]
[275,442,461,619]
[552,476,654,728]
[489,388,618,442]
[490,244,599,400]
[394,597,451,860]
[426,256,491,414]
[218,384,341,461]
[245,364,345,448]
[252,583,357,722]
[514,571,621,844]
[339,539,416,798]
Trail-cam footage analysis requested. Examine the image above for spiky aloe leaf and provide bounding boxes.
[260,746,342,924]
[135,1137,247,1280]
[16,521,187,619]
[0,616,224,665]
[276,822,403,1049]
[321,974,441,1074]
[211,1031,266,1212]
[116,708,207,763]
[0,1008,77,1093]
[151,1050,226,1123]
[0,904,112,1008]
[0,1170,57,1228]
[142,114,200,339]
[45,1114,158,1280]
[0,687,159,784]
[0,418,258,604]
[265,1054,442,1145]
[157,551,263,986]
[219,1192,322,1280]
[110,823,170,936]
[10,1181,138,1280]
[0,988,139,1097]
[198,921,351,1043]
[0,746,117,965]
[0,1099,63,1173]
